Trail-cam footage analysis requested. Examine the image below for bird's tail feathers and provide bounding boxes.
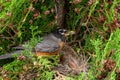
[0,50,23,60]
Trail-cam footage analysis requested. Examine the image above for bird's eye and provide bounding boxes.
[58,29,66,35]
[58,29,63,32]
[63,29,67,32]
[59,29,67,32]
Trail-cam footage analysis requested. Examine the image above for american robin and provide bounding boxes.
[0,28,75,60]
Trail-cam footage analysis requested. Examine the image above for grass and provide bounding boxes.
[0,0,120,79]
[87,29,120,79]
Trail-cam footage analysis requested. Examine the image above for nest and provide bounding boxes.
[53,44,89,80]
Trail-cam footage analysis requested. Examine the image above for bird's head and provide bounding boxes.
[52,28,75,41]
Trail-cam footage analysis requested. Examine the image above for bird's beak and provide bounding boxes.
[65,31,75,37]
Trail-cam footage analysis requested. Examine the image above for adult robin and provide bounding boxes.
[0,28,75,60]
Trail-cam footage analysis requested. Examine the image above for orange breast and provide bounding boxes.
[34,41,64,57]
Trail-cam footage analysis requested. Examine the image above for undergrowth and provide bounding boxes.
[0,0,120,80]
[87,28,120,80]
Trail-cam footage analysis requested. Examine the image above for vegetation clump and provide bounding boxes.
[0,0,120,79]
